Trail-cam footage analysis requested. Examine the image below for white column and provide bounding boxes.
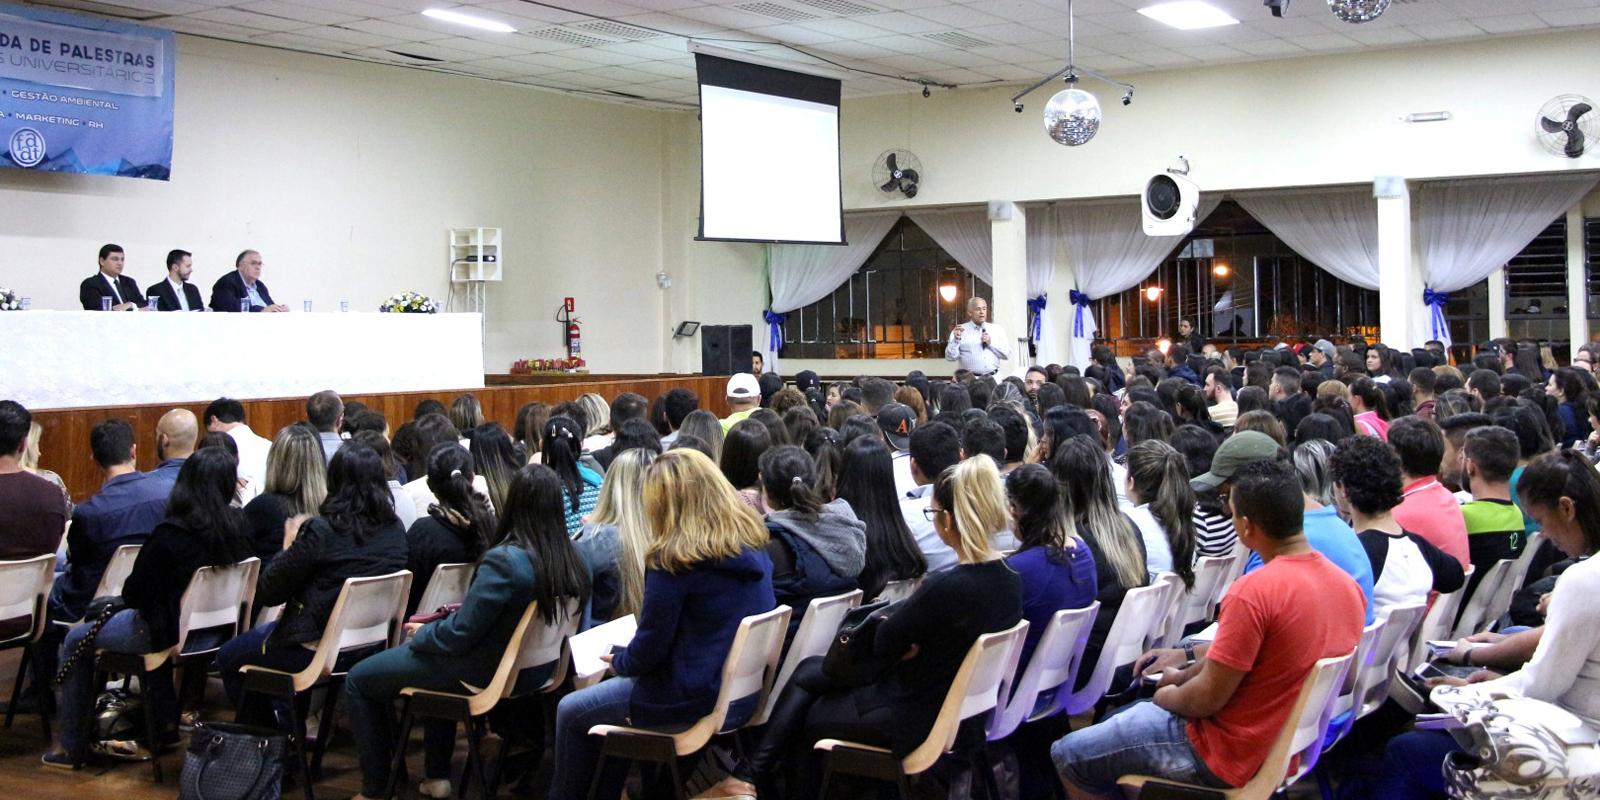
[1487,267,1508,341]
[1375,177,1419,348]
[1569,206,1589,350]
[990,201,1028,375]
[1047,248,1078,368]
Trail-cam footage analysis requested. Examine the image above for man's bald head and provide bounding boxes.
[157,409,199,461]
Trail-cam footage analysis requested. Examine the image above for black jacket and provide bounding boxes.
[254,516,408,646]
[79,273,145,310]
[404,514,476,615]
[209,270,276,312]
[145,278,204,312]
[122,515,251,652]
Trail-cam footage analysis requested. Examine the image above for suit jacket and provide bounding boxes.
[209,270,275,312]
[79,273,146,310]
[145,278,204,312]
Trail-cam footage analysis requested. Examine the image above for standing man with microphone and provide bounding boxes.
[945,296,1009,377]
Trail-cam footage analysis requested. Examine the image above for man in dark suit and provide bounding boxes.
[145,249,205,312]
[78,243,148,311]
[210,249,288,313]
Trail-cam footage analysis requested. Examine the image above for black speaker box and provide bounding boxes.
[701,324,753,376]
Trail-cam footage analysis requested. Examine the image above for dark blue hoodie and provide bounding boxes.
[611,545,775,727]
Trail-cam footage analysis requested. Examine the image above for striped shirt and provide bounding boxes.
[1194,506,1237,558]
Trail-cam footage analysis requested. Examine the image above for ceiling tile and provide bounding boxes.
[1538,7,1600,26]
[236,1,364,25]
[1288,32,1361,50]
[910,4,1009,28]
[1407,19,1485,39]
[1470,14,1548,34]
[186,7,309,31]
[960,0,1064,23]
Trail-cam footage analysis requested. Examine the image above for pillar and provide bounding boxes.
[1375,177,1419,348]
[990,201,1028,373]
[1569,206,1589,350]
[1487,266,1508,341]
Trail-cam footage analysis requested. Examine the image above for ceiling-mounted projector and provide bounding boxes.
[1142,170,1201,237]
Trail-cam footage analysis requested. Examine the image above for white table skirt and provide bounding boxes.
[1,311,484,409]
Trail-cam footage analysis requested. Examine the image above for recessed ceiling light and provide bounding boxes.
[422,8,517,33]
[1138,1,1241,30]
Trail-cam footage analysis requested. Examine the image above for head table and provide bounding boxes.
[1,310,484,410]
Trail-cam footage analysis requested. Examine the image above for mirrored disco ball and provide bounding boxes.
[1328,0,1390,23]
[1044,87,1100,146]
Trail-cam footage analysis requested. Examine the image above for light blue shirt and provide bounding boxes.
[1245,504,1376,624]
[243,280,266,309]
[944,321,1009,375]
[899,484,957,573]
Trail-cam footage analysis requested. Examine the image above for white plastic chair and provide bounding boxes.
[1320,617,1384,751]
[1213,538,1250,607]
[1164,556,1234,646]
[1358,603,1426,720]
[237,570,412,800]
[586,605,791,800]
[1144,572,1185,651]
[96,543,143,598]
[814,620,1029,798]
[1404,564,1475,672]
[1118,650,1355,799]
[750,589,862,727]
[987,603,1099,742]
[388,598,582,798]
[1452,558,1514,638]
[1479,533,1543,633]
[1062,582,1171,718]
[414,562,473,613]
[877,577,921,603]
[0,554,57,738]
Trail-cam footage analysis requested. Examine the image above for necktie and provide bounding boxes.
[107,275,123,305]
[174,281,188,311]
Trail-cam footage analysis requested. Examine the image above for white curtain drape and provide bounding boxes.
[764,210,900,368]
[1417,173,1598,346]
[1026,207,1059,365]
[1055,197,1221,367]
[909,207,993,284]
[1236,188,1380,290]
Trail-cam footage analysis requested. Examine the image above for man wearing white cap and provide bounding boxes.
[721,373,762,432]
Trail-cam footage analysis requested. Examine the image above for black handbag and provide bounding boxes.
[53,596,127,688]
[821,600,898,687]
[179,722,287,800]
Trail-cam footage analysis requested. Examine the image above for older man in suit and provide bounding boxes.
[146,249,205,311]
[210,249,288,313]
[78,244,149,311]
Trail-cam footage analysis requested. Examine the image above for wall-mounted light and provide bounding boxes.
[939,284,959,303]
[656,271,673,290]
[1402,111,1452,124]
[1144,286,1164,302]
[1212,263,1230,278]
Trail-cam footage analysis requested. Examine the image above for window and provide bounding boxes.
[1094,202,1380,348]
[778,217,991,359]
[1588,218,1600,330]
[1446,219,1570,354]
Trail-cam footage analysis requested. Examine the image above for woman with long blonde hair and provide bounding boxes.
[576,448,656,620]
[549,449,774,800]
[702,455,1024,799]
[242,424,328,562]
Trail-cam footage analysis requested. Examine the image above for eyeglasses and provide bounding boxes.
[1216,490,1232,514]
[922,507,948,521]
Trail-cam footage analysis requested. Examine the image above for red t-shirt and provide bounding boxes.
[1187,551,1364,787]
[1392,477,1470,569]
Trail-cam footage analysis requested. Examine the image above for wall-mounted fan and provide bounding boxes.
[1536,95,1598,159]
[873,150,921,199]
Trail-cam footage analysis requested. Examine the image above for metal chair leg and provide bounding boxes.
[384,701,416,800]
[818,755,836,800]
[5,644,28,730]
[139,668,165,783]
[585,749,613,800]
[309,680,341,780]
[284,692,316,800]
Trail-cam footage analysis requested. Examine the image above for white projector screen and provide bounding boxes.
[696,53,845,245]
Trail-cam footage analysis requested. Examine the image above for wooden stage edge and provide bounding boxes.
[30,373,733,503]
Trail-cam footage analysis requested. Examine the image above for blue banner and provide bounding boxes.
[0,4,173,180]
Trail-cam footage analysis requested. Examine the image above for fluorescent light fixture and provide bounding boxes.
[1138,1,1240,30]
[422,8,516,33]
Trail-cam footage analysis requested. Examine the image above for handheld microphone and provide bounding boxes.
[980,323,990,349]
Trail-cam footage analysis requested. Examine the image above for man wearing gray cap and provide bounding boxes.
[1192,431,1375,624]
[1310,339,1337,380]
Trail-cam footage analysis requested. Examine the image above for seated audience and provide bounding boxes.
[722,374,762,432]
[760,445,864,631]
[1548,367,1591,448]
[404,443,495,615]
[349,429,415,532]
[1171,425,1235,558]
[450,394,486,441]
[1350,377,1392,439]
[216,444,408,724]
[45,447,252,768]
[876,403,919,497]
[306,390,345,465]
[1330,436,1465,619]
[19,420,73,517]
[204,397,272,501]
[835,436,927,601]
[721,418,772,514]
[1457,425,1527,599]
[512,401,549,464]
[541,416,602,538]
[901,421,962,573]
[658,388,699,447]
[148,409,199,488]
[590,393,649,469]
[548,449,775,800]
[242,425,329,563]
[345,464,590,800]
[0,401,69,562]
[676,409,725,461]
[468,422,520,514]
[576,448,655,622]
[1005,463,1098,671]
[1388,416,1470,567]
[1061,460,1363,798]
[1124,440,1196,585]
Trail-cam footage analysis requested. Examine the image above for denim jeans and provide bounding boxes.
[344,645,476,797]
[56,609,172,757]
[1050,701,1229,795]
[214,622,314,725]
[549,676,638,800]
[1374,729,1459,800]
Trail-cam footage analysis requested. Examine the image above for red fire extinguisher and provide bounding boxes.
[560,297,581,359]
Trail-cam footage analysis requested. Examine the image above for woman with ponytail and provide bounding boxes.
[1124,440,1198,587]
[1350,376,1392,440]
[759,445,865,633]
[1004,463,1097,669]
[404,442,497,614]
[700,454,1023,800]
[543,415,603,538]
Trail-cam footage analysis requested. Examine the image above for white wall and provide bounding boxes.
[0,35,674,375]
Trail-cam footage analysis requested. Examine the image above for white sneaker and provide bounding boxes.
[418,778,453,799]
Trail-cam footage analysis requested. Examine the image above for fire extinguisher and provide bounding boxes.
[559,297,581,359]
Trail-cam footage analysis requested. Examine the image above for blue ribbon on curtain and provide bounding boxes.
[1423,288,1450,342]
[763,309,786,352]
[1069,289,1092,337]
[1027,295,1047,342]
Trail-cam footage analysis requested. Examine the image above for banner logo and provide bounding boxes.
[8,125,41,165]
